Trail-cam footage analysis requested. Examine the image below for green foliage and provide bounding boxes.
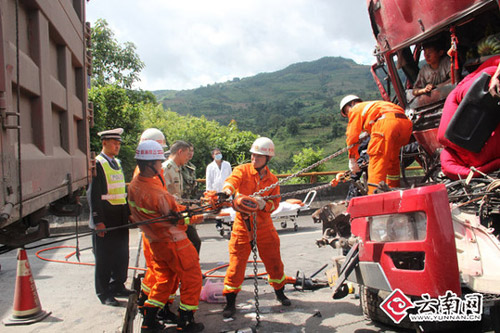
[141,106,257,178]
[283,148,328,184]
[88,85,145,179]
[153,57,378,138]
[90,19,145,88]
[151,57,380,175]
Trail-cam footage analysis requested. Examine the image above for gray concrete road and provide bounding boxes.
[0,215,399,333]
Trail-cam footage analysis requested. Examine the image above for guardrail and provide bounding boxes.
[196,166,423,184]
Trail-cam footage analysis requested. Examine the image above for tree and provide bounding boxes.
[90,19,145,88]
[285,148,328,184]
[141,106,257,179]
[88,85,144,179]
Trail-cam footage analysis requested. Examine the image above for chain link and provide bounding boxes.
[180,139,362,208]
[251,212,260,326]
[251,142,357,198]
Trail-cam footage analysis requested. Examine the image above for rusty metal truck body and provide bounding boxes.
[0,0,90,248]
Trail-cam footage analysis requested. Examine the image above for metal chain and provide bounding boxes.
[251,212,261,327]
[264,183,333,200]
[251,142,358,198]
[179,139,362,207]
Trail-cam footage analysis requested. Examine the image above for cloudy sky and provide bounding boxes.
[87,0,376,91]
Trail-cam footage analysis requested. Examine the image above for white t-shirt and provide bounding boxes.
[205,160,232,192]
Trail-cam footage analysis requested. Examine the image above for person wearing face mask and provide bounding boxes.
[205,148,232,192]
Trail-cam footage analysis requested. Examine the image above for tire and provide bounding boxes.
[360,286,415,330]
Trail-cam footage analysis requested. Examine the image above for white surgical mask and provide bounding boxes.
[215,153,222,160]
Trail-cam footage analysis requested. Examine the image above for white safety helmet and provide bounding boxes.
[135,140,166,161]
[339,95,361,117]
[250,137,275,157]
[140,128,167,148]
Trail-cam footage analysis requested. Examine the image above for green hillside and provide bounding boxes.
[153,56,380,172]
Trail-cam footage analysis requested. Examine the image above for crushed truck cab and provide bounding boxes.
[347,184,461,298]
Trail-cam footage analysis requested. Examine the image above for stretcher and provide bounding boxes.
[215,190,317,236]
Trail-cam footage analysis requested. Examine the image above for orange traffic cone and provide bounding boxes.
[3,248,51,326]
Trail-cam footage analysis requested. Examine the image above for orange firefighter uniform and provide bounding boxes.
[346,101,413,194]
[128,174,202,312]
[131,167,179,305]
[222,163,288,294]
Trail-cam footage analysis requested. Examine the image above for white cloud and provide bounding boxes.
[87,0,376,91]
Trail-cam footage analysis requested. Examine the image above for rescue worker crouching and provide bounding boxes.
[221,137,292,319]
[339,95,413,194]
[128,140,207,333]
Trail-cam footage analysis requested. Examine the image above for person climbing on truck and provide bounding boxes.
[339,95,413,194]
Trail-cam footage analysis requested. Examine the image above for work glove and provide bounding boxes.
[95,222,106,237]
[216,191,230,201]
[189,214,204,224]
[254,195,266,210]
[330,172,346,187]
[348,158,361,174]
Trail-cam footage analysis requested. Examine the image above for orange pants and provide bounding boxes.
[223,226,287,294]
[146,238,202,311]
[367,114,413,194]
[141,236,178,304]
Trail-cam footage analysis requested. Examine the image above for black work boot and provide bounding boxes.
[222,292,237,318]
[275,287,291,306]
[177,309,204,332]
[137,291,148,316]
[157,303,178,324]
[141,307,165,332]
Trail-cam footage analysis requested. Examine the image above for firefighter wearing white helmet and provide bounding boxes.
[339,95,361,117]
[132,139,171,322]
[249,136,275,156]
[339,94,413,195]
[128,138,206,332]
[140,128,168,148]
[221,136,292,318]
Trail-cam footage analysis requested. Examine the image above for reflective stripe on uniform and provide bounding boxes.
[129,200,158,215]
[268,273,286,285]
[141,282,151,293]
[386,174,400,180]
[101,193,127,200]
[106,182,125,190]
[224,183,236,194]
[179,302,199,311]
[145,299,165,308]
[267,200,275,211]
[361,101,377,117]
[96,155,127,205]
[224,284,242,292]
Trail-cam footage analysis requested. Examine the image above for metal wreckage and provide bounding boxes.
[310,0,500,331]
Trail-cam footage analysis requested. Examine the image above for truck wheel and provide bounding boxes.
[360,286,415,330]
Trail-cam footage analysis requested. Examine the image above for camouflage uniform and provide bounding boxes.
[162,159,183,199]
[163,159,202,253]
[181,161,198,199]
